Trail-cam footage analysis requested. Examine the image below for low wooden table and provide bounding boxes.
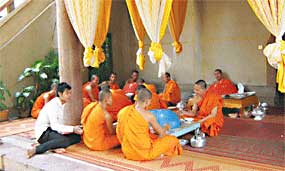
[223,95,259,117]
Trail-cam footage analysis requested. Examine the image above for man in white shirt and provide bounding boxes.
[27,82,83,158]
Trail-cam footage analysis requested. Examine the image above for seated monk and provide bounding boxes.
[159,72,181,106]
[31,83,57,118]
[138,78,157,93]
[116,88,182,161]
[182,80,224,137]
[82,75,100,108]
[81,89,120,151]
[135,84,167,110]
[100,72,120,90]
[208,69,237,95]
[107,88,132,121]
[123,70,139,95]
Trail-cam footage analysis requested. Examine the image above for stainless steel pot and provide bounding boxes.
[190,129,206,148]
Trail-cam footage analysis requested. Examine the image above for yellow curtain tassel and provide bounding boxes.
[137,53,145,70]
[83,47,94,66]
[92,47,105,68]
[138,40,144,49]
[172,41,182,54]
[149,42,163,62]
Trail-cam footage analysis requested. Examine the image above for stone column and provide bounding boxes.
[56,0,83,125]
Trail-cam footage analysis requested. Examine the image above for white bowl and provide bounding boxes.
[179,139,189,146]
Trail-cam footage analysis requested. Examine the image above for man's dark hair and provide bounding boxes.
[195,80,207,89]
[138,78,145,83]
[56,82,71,97]
[214,69,222,74]
[282,32,285,41]
[132,70,139,74]
[110,72,117,76]
[165,72,171,78]
[100,84,110,91]
[137,85,146,91]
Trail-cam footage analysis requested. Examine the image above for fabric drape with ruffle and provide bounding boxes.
[135,0,173,77]
[247,0,285,92]
[126,0,146,70]
[93,0,112,68]
[64,0,100,67]
[169,0,187,55]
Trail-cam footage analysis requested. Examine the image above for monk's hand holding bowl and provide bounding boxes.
[74,125,83,135]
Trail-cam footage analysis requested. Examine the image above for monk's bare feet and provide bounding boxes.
[27,147,36,159]
[52,148,66,154]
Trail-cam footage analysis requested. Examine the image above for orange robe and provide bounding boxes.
[144,83,157,93]
[31,92,55,118]
[195,90,224,136]
[116,105,182,161]
[81,102,120,151]
[160,80,181,105]
[109,82,120,90]
[208,79,237,95]
[123,81,138,94]
[82,82,99,108]
[106,89,132,121]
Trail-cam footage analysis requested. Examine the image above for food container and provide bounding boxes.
[190,129,206,148]
[179,139,189,146]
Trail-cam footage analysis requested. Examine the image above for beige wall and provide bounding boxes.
[0,0,56,106]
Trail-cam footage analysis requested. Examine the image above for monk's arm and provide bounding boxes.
[148,114,168,137]
[86,86,96,101]
[105,111,115,135]
[198,106,217,123]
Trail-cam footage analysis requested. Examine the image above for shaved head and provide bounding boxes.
[195,80,207,89]
[99,89,111,102]
[137,88,152,102]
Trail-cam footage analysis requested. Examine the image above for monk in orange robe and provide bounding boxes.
[100,72,120,90]
[82,75,100,108]
[159,72,181,106]
[31,83,57,118]
[183,80,224,137]
[138,78,157,93]
[135,84,167,110]
[123,70,139,94]
[116,88,182,161]
[107,89,132,121]
[81,89,120,151]
[208,69,237,95]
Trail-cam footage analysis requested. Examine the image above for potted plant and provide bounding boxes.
[15,50,59,117]
[0,80,11,121]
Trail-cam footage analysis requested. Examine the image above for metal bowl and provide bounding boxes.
[190,135,206,148]
[179,139,189,146]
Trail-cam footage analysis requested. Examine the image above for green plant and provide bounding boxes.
[15,50,59,114]
[0,80,11,111]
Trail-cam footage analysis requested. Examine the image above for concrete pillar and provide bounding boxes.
[56,0,83,125]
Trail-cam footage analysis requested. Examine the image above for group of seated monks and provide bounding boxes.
[29,68,238,160]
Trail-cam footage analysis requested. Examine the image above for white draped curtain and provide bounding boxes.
[135,0,173,77]
[64,0,101,67]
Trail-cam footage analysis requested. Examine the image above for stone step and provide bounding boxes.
[0,136,113,171]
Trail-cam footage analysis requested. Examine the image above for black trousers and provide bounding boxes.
[35,127,81,154]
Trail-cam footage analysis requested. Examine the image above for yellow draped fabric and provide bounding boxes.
[277,40,285,92]
[135,0,173,77]
[247,0,285,92]
[93,0,112,68]
[169,0,187,54]
[64,0,101,67]
[126,0,146,70]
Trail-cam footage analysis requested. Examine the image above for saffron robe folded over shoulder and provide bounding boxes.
[195,91,224,136]
[109,82,120,90]
[31,92,55,118]
[208,79,237,95]
[107,89,132,121]
[82,82,99,108]
[81,102,120,151]
[160,80,181,105]
[116,105,182,161]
